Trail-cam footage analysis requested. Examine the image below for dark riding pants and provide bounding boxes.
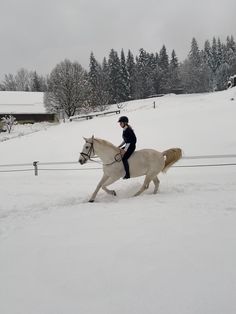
[122,143,136,178]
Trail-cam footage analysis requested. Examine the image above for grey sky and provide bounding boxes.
[0,0,235,78]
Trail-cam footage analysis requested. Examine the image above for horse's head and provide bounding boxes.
[78,136,95,164]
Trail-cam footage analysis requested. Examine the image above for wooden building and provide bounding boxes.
[0,91,56,123]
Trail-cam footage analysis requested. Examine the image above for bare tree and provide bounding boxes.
[1,69,30,91]
[1,74,17,91]
[15,68,30,91]
[44,59,88,117]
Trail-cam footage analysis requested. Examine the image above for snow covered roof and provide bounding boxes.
[0,91,46,114]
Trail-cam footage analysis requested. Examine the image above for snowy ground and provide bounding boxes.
[0,89,236,314]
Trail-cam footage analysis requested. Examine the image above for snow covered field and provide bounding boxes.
[0,89,236,314]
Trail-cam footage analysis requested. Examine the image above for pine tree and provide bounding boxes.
[169,50,181,91]
[159,45,169,70]
[184,38,205,92]
[126,50,136,99]
[135,48,151,98]
[203,40,211,63]
[210,37,219,74]
[226,36,236,74]
[108,49,123,103]
[101,57,112,100]
[158,45,170,93]
[30,71,43,91]
[120,49,130,101]
[88,52,111,111]
[189,38,201,67]
[217,38,224,66]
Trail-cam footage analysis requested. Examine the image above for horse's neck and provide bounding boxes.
[94,140,118,163]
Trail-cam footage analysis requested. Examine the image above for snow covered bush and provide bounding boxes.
[1,115,16,133]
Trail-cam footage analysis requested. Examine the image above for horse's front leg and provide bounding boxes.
[89,174,109,202]
[102,176,121,196]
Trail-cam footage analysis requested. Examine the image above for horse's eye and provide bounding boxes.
[85,145,89,149]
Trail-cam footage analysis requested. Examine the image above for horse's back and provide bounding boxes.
[133,148,163,160]
[129,148,165,176]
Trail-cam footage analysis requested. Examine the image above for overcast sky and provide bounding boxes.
[0,0,235,78]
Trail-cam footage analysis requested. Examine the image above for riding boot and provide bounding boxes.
[122,158,130,179]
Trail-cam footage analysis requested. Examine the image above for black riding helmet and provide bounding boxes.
[118,116,129,123]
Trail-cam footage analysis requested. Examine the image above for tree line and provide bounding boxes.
[0,36,236,117]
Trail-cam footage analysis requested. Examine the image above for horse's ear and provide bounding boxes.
[91,135,94,140]
[83,136,88,142]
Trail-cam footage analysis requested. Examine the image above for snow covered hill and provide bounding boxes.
[0,89,236,314]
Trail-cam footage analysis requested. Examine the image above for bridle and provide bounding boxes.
[80,140,95,162]
[79,139,122,165]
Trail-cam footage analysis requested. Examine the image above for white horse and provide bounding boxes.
[79,136,182,202]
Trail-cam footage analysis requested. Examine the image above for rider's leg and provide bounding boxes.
[122,144,135,179]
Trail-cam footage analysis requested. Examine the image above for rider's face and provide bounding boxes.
[119,122,125,128]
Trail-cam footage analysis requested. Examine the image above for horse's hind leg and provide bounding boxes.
[153,176,160,194]
[134,175,152,197]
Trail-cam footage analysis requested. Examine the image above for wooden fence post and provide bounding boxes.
[33,161,39,176]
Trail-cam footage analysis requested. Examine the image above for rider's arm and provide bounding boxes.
[118,140,125,148]
[124,143,130,151]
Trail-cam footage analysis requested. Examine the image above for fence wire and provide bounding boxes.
[0,154,236,174]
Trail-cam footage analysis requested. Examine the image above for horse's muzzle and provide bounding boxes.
[78,158,84,165]
[78,156,87,165]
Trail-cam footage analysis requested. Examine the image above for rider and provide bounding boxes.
[118,116,137,179]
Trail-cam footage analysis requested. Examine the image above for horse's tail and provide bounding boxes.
[162,148,182,173]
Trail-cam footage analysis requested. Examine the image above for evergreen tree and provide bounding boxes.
[158,45,170,93]
[217,38,224,66]
[101,57,112,97]
[29,71,47,91]
[203,40,211,63]
[183,37,205,92]
[120,49,130,101]
[225,35,236,74]
[135,49,158,97]
[88,52,111,111]
[152,52,161,94]
[169,50,181,91]
[159,45,169,69]
[126,49,136,99]
[210,37,219,73]
[108,49,123,103]
[135,48,151,98]
[189,38,201,67]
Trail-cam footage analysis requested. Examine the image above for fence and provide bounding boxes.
[0,154,236,176]
[69,109,121,122]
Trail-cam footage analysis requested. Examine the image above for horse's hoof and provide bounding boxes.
[88,199,94,203]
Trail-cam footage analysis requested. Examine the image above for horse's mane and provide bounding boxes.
[94,138,120,152]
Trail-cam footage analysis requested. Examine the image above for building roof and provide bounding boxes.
[0,91,46,114]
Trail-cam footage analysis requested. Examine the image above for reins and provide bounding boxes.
[88,153,122,166]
